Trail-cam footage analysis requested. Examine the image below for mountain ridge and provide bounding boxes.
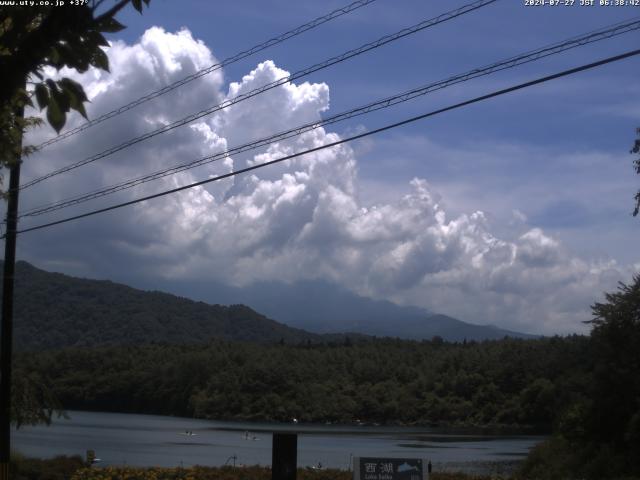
[164,277,536,341]
[5,261,329,350]
[4,261,534,350]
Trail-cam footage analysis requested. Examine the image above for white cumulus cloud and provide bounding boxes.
[13,27,636,336]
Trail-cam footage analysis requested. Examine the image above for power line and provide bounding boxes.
[20,0,498,191]
[19,17,640,218]
[33,0,379,151]
[10,48,640,238]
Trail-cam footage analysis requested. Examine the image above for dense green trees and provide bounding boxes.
[18,336,591,430]
[588,275,640,451]
[520,275,640,479]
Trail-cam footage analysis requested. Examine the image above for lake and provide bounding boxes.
[13,410,544,475]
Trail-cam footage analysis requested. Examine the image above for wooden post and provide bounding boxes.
[272,433,297,480]
[0,104,23,480]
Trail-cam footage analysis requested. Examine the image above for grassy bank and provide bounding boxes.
[10,454,85,480]
[10,458,503,480]
[70,466,500,480]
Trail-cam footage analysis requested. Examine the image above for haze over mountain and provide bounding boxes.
[5,261,534,350]
[165,278,536,341]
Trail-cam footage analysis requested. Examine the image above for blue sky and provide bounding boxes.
[9,0,640,335]
[112,0,640,258]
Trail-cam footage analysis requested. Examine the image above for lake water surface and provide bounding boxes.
[13,410,544,474]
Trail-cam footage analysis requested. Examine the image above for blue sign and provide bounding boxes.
[353,457,424,480]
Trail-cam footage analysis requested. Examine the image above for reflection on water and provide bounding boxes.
[13,410,544,474]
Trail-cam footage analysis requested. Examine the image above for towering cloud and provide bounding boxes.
[15,27,633,335]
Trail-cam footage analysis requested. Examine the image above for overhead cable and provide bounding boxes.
[20,0,498,190]
[33,0,380,150]
[10,48,640,237]
[19,17,640,218]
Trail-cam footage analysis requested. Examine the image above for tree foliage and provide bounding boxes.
[10,365,62,429]
[587,275,640,469]
[19,335,592,431]
[632,128,640,216]
[0,0,150,191]
[521,275,640,479]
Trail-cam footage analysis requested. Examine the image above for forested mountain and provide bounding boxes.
[5,261,328,350]
[4,261,531,350]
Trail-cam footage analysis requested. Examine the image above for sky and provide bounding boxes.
[5,0,640,335]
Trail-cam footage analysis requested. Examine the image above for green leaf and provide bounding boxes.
[86,30,110,48]
[60,79,88,120]
[48,46,60,65]
[90,48,109,72]
[51,87,70,113]
[96,17,125,33]
[45,79,58,93]
[71,100,88,120]
[34,83,49,111]
[59,78,87,103]
[56,43,75,68]
[46,96,65,133]
[132,0,143,13]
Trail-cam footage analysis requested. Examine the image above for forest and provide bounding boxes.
[18,335,589,430]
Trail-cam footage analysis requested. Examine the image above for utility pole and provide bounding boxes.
[0,103,24,480]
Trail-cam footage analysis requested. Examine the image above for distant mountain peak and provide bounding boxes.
[163,277,536,341]
[5,261,535,350]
